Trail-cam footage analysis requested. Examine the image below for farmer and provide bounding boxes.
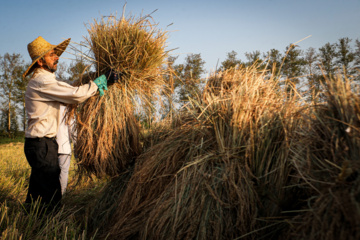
[23,36,112,211]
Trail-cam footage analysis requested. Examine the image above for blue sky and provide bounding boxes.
[1,0,359,73]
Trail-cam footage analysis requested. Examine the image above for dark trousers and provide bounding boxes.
[24,137,62,209]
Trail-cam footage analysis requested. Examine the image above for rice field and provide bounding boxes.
[1,67,360,239]
[2,11,359,240]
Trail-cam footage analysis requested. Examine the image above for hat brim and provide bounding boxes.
[23,38,71,79]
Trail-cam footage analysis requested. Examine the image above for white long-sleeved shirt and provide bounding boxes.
[57,104,73,154]
[25,68,98,138]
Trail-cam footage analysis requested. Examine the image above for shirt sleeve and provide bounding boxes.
[38,77,99,104]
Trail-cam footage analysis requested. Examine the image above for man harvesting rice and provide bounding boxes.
[22,36,115,211]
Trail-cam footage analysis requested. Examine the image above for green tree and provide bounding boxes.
[245,50,262,67]
[0,53,24,137]
[263,48,282,76]
[0,106,19,136]
[281,44,306,92]
[355,39,360,66]
[335,37,355,77]
[355,39,360,81]
[175,53,205,106]
[67,58,89,83]
[160,56,177,119]
[220,50,242,70]
[318,42,337,80]
[13,63,30,132]
[304,47,322,102]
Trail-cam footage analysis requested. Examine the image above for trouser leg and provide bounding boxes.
[24,138,62,208]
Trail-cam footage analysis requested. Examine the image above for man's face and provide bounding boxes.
[39,50,59,73]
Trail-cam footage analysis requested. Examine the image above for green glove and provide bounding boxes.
[93,75,108,96]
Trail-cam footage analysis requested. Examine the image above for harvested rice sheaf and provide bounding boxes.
[283,75,360,240]
[72,13,172,177]
[94,66,304,240]
[87,15,169,83]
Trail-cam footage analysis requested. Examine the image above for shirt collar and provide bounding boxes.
[33,68,56,77]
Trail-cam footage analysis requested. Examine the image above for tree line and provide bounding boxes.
[1,37,360,136]
[160,37,360,120]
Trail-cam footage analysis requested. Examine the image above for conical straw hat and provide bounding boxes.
[23,36,71,78]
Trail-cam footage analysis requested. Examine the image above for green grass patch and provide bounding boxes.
[0,136,25,145]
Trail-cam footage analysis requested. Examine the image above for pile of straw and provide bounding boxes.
[71,13,172,177]
[75,23,360,236]
[283,74,360,240]
[89,65,305,239]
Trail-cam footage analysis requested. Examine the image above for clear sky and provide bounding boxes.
[1,0,359,73]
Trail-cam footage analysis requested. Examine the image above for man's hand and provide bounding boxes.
[93,75,108,97]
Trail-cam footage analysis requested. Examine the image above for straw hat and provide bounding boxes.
[23,36,71,78]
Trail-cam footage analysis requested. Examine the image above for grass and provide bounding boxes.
[0,139,108,239]
[0,136,24,145]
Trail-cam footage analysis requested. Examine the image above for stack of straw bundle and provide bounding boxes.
[91,65,304,239]
[72,13,171,177]
[283,74,360,240]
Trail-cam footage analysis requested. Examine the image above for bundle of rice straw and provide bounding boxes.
[282,74,360,240]
[91,64,305,239]
[71,12,172,177]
